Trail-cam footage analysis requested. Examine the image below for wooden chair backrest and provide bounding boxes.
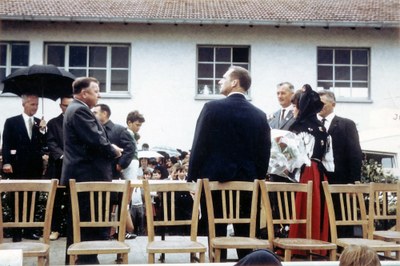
[259,181,313,241]
[0,179,58,244]
[142,179,202,242]
[203,179,259,240]
[368,182,400,233]
[69,179,130,243]
[322,181,370,242]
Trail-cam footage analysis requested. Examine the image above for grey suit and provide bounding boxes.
[268,109,295,130]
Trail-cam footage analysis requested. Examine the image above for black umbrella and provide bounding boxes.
[2,64,76,113]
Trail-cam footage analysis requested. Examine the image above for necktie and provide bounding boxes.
[322,118,327,127]
[280,109,286,123]
[28,117,33,139]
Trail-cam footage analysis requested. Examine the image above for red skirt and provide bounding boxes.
[288,161,329,255]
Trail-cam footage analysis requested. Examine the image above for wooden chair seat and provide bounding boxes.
[274,238,337,250]
[0,242,50,257]
[337,238,400,250]
[211,236,269,249]
[373,231,400,242]
[147,239,206,253]
[68,240,130,255]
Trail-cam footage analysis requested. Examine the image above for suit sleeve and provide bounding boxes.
[72,107,117,159]
[117,128,135,169]
[1,118,13,165]
[256,114,271,179]
[345,119,363,182]
[187,104,211,182]
[47,119,63,160]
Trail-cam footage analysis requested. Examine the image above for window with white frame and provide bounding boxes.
[0,42,30,91]
[45,43,130,95]
[317,47,370,101]
[197,45,250,97]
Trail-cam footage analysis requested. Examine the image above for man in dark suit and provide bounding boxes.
[187,66,271,260]
[2,94,47,242]
[61,77,122,264]
[268,82,295,131]
[318,90,363,238]
[46,96,73,241]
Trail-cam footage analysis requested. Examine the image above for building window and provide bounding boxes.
[0,42,30,91]
[45,43,130,95]
[317,47,370,101]
[197,45,250,97]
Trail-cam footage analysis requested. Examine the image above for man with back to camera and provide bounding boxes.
[188,66,271,260]
[61,77,122,264]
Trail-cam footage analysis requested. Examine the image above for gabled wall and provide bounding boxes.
[1,21,399,152]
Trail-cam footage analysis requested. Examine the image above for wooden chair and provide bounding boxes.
[203,178,270,262]
[322,181,400,258]
[0,179,58,266]
[67,179,131,265]
[368,182,400,259]
[259,180,337,261]
[142,179,206,263]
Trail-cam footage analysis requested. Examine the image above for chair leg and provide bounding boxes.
[69,255,76,265]
[38,256,45,266]
[214,248,221,262]
[148,253,155,264]
[121,254,128,264]
[330,249,337,261]
[199,252,206,263]
[284,250,292,261]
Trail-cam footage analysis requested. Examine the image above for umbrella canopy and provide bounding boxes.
[151,145,181,157]
[2,64,75,100]
[138,150,164,159]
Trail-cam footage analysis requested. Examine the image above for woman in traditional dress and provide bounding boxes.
[288,84,330,249]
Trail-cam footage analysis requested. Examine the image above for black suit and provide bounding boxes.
[188,93,271,260]
[103,120,135,179]
[2,114,46,179]
[326,115,362,184]
[61,99,117,264]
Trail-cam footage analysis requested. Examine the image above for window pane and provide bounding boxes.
[0,45,6,65]
[11,44,29,66]
[318,66,333,80]
[317,82,333,90]
[70,46,87,67]
[89,69,106,92]
[353,82,368,88]
[198,47,213,62]
[353,66,368,81]
[235,63,249,70]
[111,47,129,68]
[216,64,231,78]
[47,45,65,67]
[70,69,86,78]
[318,49,333,64]
[335,82,351,87]
[111,70,128,91]
[352,50,368,65]
[335,66,350,80]
[0,68,5,84]
[89,46,107,67]
[197,80,214,94]
[216,48,230,62]
[198,63,213,78]
[233,48,249,63]
[335,50,350,64]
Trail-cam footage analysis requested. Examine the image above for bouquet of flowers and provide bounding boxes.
[268,129,310,182]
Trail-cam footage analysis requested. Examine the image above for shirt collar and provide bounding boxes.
[227,92,246,97]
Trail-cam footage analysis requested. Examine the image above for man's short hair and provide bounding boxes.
[277,82,294,92]
[21,94,38,104]
[229,66,251,91]
[95,103,111,118]
[318,89,336,103]
[126,110,145,124]
[72,77,99,94]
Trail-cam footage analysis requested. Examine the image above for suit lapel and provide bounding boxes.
[328,116,339,135]
[280,110,294,129]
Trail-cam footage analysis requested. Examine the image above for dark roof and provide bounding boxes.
[0,0,399,28]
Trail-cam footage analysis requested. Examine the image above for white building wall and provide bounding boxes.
[0,21,399,152]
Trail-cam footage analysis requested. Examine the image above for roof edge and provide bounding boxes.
[1,15,399,28]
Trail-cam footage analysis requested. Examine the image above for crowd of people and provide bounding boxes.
[0,66,370,264]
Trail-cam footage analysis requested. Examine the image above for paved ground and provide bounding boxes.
[18,236,237,265]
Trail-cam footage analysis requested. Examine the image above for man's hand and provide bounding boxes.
[39,116,47,129]
[112,144,123,158]
[2,164,13,174]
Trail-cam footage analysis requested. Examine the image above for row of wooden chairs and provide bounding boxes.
[0,178,399,264]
